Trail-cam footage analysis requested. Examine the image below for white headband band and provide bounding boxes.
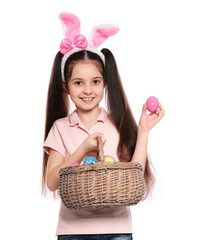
[59,12,119,81]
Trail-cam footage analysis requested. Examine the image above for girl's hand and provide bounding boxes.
[138,102,165,133]
[81,132,106,154]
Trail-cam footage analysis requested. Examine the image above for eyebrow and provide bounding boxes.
[93,76,103,79]
[71,78,83,82]
[71,76,103,81]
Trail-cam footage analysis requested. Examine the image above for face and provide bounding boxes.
[67,61,105,114]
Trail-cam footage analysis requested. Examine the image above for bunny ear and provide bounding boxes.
[59,12,81,41]
[89,24,120,47]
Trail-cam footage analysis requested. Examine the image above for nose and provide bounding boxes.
[83,83,92,94]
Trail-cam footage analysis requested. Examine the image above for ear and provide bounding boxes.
[89,24,119,47]
[62,80,69,94]
[59,12,81,41]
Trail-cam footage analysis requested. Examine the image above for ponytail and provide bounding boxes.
[42,51,69,194]
[101,48,154,197]
[101,48,137,159]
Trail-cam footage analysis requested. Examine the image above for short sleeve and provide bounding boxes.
[43,122,66,157]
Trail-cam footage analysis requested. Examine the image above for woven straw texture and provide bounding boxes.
[58,137,145,209]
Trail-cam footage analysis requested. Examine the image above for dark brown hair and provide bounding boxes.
[102,49,154,196]
[42,49,154,196]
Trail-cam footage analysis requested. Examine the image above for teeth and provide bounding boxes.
[82,97,93,101]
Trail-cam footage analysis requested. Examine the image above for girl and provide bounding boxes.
[42,12,165,240]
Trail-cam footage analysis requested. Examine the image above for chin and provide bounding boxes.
[77,105,100,113]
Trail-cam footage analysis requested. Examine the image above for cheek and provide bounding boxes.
[98,86,105,98]
[67,84,79,96]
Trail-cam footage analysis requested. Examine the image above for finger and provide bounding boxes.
[93,132,105,144]
[155,109,165,124]
[141,103,147,116]
[92,132,103,138]
[157,102,165,117]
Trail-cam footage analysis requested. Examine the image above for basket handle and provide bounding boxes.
[97,136,104,162]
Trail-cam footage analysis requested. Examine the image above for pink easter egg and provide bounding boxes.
[69,162,79,166]
[146,96,159,112]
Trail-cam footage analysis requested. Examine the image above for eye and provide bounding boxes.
[74,81,83,86]
[93,79,101,85]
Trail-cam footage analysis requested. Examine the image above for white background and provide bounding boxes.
[0,0,199,239]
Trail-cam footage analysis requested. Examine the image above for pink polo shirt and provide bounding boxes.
[43,108,133,235]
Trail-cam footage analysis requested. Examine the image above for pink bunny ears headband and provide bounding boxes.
[59,12,120,81]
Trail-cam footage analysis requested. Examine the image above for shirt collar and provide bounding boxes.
[69,108,108,127]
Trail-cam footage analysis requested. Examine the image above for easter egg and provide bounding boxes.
[146,96,159,113]
[104,156,115,163]
[83,157,97,165]
[69,162,79,166]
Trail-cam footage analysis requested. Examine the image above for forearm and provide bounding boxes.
[131,127,149,171]
[47,144,87,191]
[131,102,165,171]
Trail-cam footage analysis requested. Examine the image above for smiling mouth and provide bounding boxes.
[81,97,95,102]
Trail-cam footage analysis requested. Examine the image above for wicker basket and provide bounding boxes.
[58,137,145,209]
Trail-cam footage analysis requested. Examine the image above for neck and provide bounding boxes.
[77,107,101,129]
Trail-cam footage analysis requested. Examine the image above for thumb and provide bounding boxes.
[141,103,147,116]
